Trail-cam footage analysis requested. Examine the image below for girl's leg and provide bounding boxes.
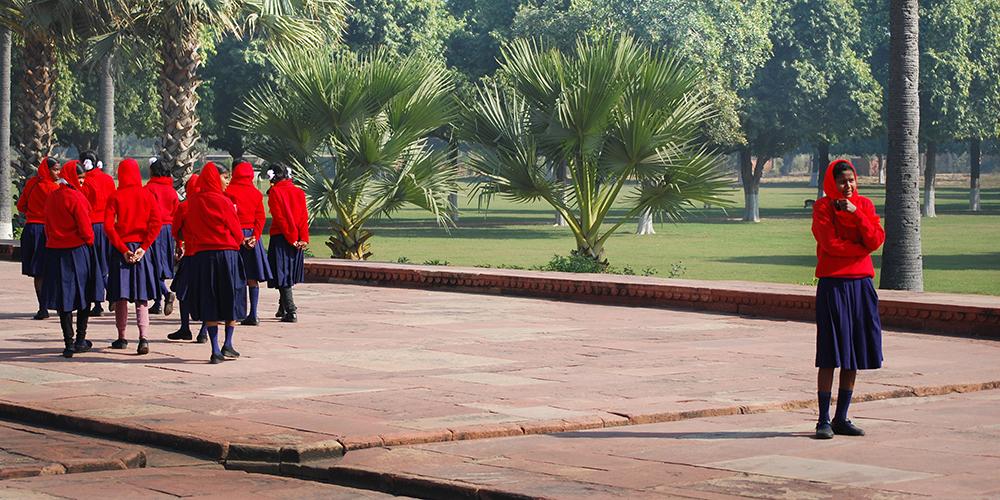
[817,368,834,423]
[221,321,239,358]
[834,369,857,422]
[33,276,48,319]
[246,280,259,322]
[112,300,129,348]
[58,310,74,356]
[168,299,193,339]
[136,301,150,354]
[74,308,90,351]
[206,321,223,363]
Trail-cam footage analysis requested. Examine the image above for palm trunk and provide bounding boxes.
[816,141,830,199]
[636,207,655,234]
[970,137,981,211]
[922,141,937,217]
[881,0,923,291]
[448,139,459,223]
[159,32,203,187]
[0,28,12,239]
[740,148,762,222]
[15,33,57,181]
[98,53,115,173]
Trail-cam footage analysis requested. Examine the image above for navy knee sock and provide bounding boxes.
[179,301,190,330]
[199,322,207,337]
[835,389,853,422]
[249,287,259,318]
[208,325,220,355]
[159,280,170,296]
[224,324,234,348]
[818,391,832,423]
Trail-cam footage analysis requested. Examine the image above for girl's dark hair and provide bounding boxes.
[79,149,100,165]
[43,157,58,171]
[266,162,289,182]
[150,158,171,178]
[831,161,854,180]
[73,161,87,176]
[216,162,231,174]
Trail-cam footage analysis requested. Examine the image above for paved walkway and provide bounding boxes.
[2,260,999,499]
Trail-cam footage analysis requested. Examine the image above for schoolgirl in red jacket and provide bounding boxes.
[166,174,207,344]
[42,161,96,358]
[811,160,886,439]
[185,162,247,364]
[105,159,162,355]
[225,160,272,325]
[17,157,61,319]
[144,158,180,316]
[265,163,309,323]
[79,150,116,316]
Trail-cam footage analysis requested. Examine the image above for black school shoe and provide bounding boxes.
[167,328,192,340]
[148,303,162,315]
[240,316,259,326]
[221,345,240,358]
[163,293,175,316]
[209,353,225,364]
[34,309,49,320]
[110,338,128,349]
[815,421,834,439]
[74,340,93,353]
[89,304,104,317]
[280,312,297,323]
[137,338,149,355]
[62,347,74,358]
[831,419,866,436]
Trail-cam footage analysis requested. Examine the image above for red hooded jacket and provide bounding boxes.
[44,161,94,248]
[171,174,199,255]
[105,159,162,254]
[224,162,266,239]
[812,160,885,278]
[267,179,309,243]
[145,175,179,225]
[81,166,116,223]
[186,163,243,253]
[17,157,59,224]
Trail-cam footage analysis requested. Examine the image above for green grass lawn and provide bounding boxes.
[269,176,1000,296]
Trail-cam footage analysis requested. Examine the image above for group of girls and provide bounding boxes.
[18,154,309,363]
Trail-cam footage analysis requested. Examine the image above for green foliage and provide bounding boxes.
[396,256,412,263]
[534,253,658,276]
[459,34,734,263]
[422,259,450,265]
[667,262,685,278]
[919,0,975,144]
[237,47,460,260]
[201,37,276,158]
[796,277,820,286]
[343,0,460,59]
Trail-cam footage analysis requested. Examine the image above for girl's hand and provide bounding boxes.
[294,241,308,250]
[834,199,857,214]
[130,247,146,263]
[243,237,255,248]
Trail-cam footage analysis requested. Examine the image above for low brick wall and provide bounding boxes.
[2,240,996,338]
[303,259,1000,338]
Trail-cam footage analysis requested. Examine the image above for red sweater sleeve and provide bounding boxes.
[295,188,309,243]
[254,198,266,241]
[142,203,163,251]
[16,178,36,214]
[854,198,886,252]
[268,188,292,241]
[104,196,128,255]
[812,198,871,258]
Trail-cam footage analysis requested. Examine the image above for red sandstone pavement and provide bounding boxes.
[2,259,1000,498]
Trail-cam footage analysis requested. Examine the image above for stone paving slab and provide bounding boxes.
[0,420,145,480]
[321,391,1000,499]
[2,260,1000,463]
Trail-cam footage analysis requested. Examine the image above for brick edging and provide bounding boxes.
[302,260,1000,338]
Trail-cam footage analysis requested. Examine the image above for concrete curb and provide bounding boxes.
[301,260,1000,338]
[0,448,145,480]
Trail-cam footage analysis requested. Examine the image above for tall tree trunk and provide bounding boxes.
[922,141,937,217]
[159,33,202,187]
[741,148,766,222]
[554,160,569,226]
[816,141,830,199]
[808,152,819,187]
[881,0,923,291]
[99,53,115,173]
[448,139,459,223]
[970,137,981,211]
[636,207,655,234]
[15,33,56,181]
[877,152,886,184]
[0,28,11,239]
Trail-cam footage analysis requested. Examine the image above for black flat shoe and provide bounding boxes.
[167,328,192,340]
[221,345,240,358]
[136,338,149,355]
[74,340,93,353]
[108,301,116,312]
[240,316,259,326]
[163,293,175,316]
[209,353,225,364]
[110,338,128,349]
[62,348,74,358]
[89,305,104,317]
[831,419,865,436]
[275,308,285,318]
[815,421,834,440]
[280,312,297,323]
[195,333,208,344]
[33,309,49,320]
[148,303,162,315]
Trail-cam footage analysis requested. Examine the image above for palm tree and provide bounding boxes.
[880,0,923,291]
[0,25,11,239]
[236,48,459,260]
[458,35,732,265]
[96,0,348,183]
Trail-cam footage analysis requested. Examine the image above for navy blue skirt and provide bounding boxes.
[189,249,247,322]
[267,234,304,288]
[42,245,95,312]
[149,225,175,280]
[92,222,110,279]
[20,223,46,276]
[170,255,194,302]
[241,228,273,282]
[816,277,883,370]
[108,242,158,302]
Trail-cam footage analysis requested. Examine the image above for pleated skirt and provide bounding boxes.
[92,222,110,279]
[267,234,304,288]
[108,242,158,302]
[170,255,194,302]
[816,277,883,370]
[20,223,46,276]
[149,225,175,280]
[241,229,273,282]
[188,249,247,322]
[41,245,95,312]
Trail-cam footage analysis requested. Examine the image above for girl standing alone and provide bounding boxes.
[811,160,886,439]
[265,163,308,323]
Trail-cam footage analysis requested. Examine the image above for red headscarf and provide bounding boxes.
[822,159,870,229]
[59,160,84,190]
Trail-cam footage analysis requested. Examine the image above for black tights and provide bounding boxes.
[58,309,89,347]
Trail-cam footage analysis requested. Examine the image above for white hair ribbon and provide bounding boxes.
[287,167,293,178]
[266,169,276,180]
[96,160,103,171]
[83,159,95,171]
[149,157,158,165]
